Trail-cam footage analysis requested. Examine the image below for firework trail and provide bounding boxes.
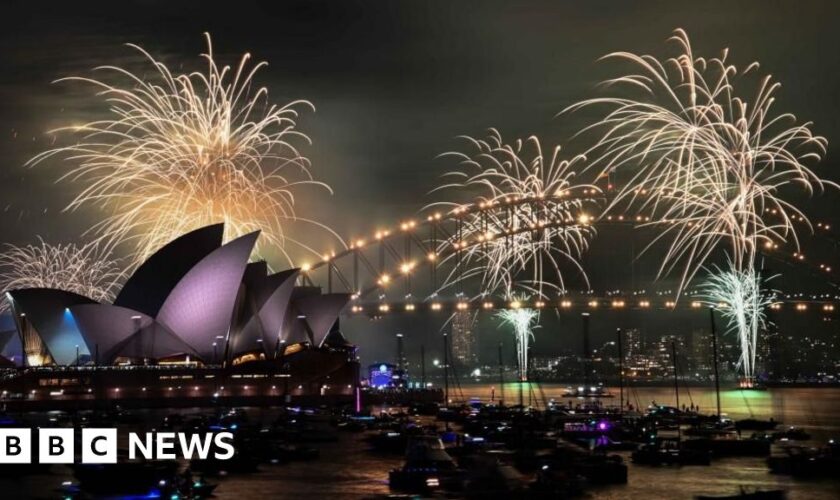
[431,129,599,299]
[699,262,776,382]
[30,33,343,266]
[565,28,832,291]
[496,302,539,381]
[0,238,123,312]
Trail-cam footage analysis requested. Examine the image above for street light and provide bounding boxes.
[75,345,80,366]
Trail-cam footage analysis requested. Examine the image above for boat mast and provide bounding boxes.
[616,328,624,414]
[671,340,681,443]
[582,313,592,388]
[498,342,505,407]
[710,307,722,421]
[443,332,449,406]
[420,344,426,388]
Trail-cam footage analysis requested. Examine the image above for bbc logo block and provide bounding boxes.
[0,429,31,464]
[39,428,75,464]
[81,429,118,464]
[0,428,234,463]
[0,428,117,464]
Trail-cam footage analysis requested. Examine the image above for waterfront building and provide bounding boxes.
[0,224,358,406]
[450,311,477,368]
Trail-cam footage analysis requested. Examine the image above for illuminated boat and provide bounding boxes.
[561,385,614,398]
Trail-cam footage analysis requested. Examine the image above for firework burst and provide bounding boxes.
[565,28,832,290]
[0,239,123,312]
[496,302,539,381]
[699,262,776,383]
[431,129,599,299]
[30,33,342,266]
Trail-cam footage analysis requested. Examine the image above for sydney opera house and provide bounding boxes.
[0,224,358,409]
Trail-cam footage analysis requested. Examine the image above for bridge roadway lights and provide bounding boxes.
[345,298,837,315]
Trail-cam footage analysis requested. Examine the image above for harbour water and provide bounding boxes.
[2,384,838,499]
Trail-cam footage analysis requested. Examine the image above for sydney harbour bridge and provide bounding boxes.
[301,184,838,316]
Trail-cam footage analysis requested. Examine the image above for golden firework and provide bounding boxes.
[31,34,342,266]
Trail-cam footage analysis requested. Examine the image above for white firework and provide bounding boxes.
[431,129,598,299]
[699,262,776,383]
[0,239,123,311]
[496,302,539,381]
[565,28,831,290]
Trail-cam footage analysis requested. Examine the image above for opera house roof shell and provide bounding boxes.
[2,224,350,366]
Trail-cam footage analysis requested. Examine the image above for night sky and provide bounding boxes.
[1,1,838,366]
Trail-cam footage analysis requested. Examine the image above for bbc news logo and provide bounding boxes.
[0,429,235,464]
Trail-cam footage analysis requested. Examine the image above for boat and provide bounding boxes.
[767,440,840,477]
[71,459,179,495]
[696,487,786,500]
[388,435,461,492]
[165,469,218,498]
[634,341,710,467]
[562,385,614,398]
[460,454,530,497]
[631,438,711,466]
[368,430,411,453]
[683,431,771,457]
[735,418,779,432]
[532,461,584,498]
[58,473,217,500]
[770,427,810,441]
[737,379,768,391]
